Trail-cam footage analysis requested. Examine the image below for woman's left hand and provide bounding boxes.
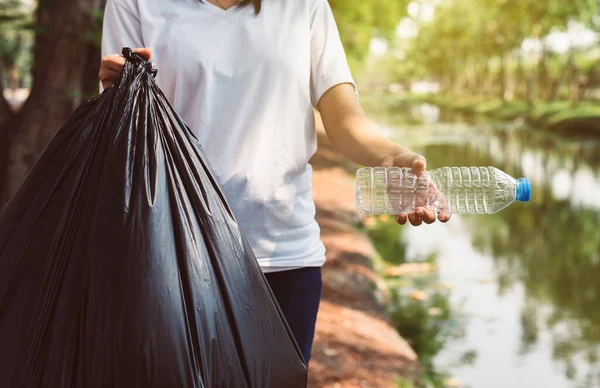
[381,151,451,226]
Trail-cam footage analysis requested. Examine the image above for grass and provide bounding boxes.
[528,101,573,122]
[397,377,418,388]
[545,104,600,126]
[409,93,600,135]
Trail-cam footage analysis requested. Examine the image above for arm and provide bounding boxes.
[317,83,425,170]
[317,84,450,225]
[306,0,447,225]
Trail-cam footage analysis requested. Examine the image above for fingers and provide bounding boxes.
[417,208,436,224]
[99,54,125,88]
[99,68,122,90]
[395,214,408,225]
[408,212,422,226]
[438,210,452,223]
[101,54,126,71]
[395,212,422,226]
[407,208,434,226]
[434,194,452,223]
[99,47,153,89]
[396,207,449,226]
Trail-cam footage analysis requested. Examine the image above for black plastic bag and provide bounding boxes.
[0,48,307,388]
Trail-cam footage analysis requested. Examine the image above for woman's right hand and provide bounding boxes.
[99,47,152,90]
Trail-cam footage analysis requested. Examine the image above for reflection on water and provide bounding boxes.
[370,101,600,388]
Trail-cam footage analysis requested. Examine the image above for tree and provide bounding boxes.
[394,0,599,103]
[0,0,107,207]
[330,0,409,71]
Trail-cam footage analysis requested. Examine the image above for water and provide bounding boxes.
[365,98,600,388]
[356,166,530,215]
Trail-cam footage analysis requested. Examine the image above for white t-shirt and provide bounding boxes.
[101,0,356,272]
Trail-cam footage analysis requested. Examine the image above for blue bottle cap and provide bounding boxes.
[516,178,531,202]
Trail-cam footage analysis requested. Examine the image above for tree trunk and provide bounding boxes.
[499,53,507,101]
[549,51,574,102]
[485,60,495,98]
[505,52,518,101]
[567,58,580,104]
[0,0,107,208]
[81,42,103,100]
[513,53,525,100]
[466,61,477,93]
[441,73,453,94]
[584,60,600,101]
[573,70,587,105]
[525,57,535,107]
[0,71,16,206]
[537,46,550,102]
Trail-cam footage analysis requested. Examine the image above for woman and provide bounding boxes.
[99,0,449,366]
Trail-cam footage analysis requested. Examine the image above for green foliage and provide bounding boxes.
[364,216,407,265]
[389,288,453,387]
[0,0,33,89]
[0,0,26,25]
[423,93,600,133]
[383,0,600,103]
[396,377,417,388]
[329,0,408,71]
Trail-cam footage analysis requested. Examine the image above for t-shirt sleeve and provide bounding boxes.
[309,0,357,107]
[99,0,144,93]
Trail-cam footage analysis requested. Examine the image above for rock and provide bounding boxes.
[410,290,429,301]
[385,262,436,277]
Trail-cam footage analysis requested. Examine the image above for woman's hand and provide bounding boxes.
[99,47,152,90]
[382,151,451,226]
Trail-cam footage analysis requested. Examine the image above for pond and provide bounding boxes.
[364,97,600,388]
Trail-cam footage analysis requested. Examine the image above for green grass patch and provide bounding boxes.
[407,93,600,134]
[389,288,454,388]
[471,99,505,114]
[363,216,408,266]
[396,377,418,388]
[545,104,600,127]
[528,101,573,122]
[493,100,530,120]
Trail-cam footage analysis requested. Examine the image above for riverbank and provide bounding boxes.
[404,93,600,137]
[308,124,421,388]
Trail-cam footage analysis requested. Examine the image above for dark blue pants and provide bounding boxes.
[265,267,322,365]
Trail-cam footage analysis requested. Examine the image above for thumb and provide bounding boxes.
[133,47,152,61]
[393,152,427,174]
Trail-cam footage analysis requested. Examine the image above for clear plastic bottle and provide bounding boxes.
[356,166,531,215]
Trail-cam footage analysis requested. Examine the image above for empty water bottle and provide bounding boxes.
[356,166,531,215]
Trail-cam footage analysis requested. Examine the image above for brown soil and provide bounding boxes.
[307,126,420,388]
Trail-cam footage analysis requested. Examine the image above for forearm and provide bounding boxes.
[323,111,410,167]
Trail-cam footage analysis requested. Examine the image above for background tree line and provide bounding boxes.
[385,0,600,104]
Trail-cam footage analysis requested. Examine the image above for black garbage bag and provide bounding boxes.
[0,48,307,388]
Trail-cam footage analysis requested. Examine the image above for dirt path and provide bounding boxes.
[308,127,420,388]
